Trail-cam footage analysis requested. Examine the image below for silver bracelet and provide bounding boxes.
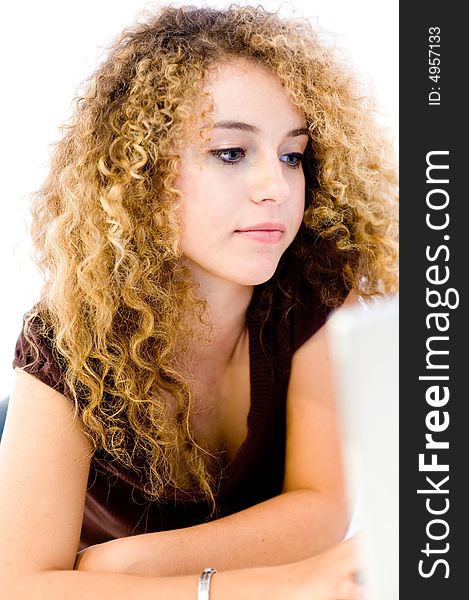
[197,567,217,600]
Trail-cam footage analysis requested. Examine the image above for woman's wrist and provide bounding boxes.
[208,563,289,600]
[197,567,217,600]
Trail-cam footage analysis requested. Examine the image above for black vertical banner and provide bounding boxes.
[400,2,467,597]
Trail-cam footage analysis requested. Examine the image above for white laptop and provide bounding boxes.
[327,296,399,600]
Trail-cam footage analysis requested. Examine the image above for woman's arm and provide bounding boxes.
[0,371,361,599]
[0,371,285,599]
[0,370,361,599]
[77,487,345,576]
[77,300,354,578]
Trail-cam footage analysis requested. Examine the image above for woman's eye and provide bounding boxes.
[210,148,245,165]
[209,148,304,169]
[280,153,304,169]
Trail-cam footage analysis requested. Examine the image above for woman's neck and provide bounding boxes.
[184,261,254,371]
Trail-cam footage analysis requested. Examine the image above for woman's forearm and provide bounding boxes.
[10,564,283,600]
[79,489,348,577]
[9,540,363,600]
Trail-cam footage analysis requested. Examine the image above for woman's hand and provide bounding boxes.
[74,538,130,573]
[73,544,104,572]
[280,537,364,600]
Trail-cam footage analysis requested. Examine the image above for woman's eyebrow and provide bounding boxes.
[211,120,309,138]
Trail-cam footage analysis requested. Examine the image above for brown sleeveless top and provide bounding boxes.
[13,278,331,550]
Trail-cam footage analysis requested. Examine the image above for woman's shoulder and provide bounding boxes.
[12,309,69,400]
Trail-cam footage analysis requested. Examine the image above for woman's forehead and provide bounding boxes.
[195,59,307,131]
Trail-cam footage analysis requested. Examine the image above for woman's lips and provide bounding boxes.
[234,222,285,243]
[234,229,284,243]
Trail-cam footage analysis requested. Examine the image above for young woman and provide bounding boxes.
[0,5,397,598]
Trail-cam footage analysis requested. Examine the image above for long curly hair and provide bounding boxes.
[24,4,398,509]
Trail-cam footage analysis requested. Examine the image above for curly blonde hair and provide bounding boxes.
[24,4,398,510]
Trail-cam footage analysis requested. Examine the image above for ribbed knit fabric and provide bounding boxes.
[13,278,331,549]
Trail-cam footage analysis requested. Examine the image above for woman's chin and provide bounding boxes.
[232,264,279,287]
[182,255,281,287]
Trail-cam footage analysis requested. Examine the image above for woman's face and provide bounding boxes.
[176,59,308,288]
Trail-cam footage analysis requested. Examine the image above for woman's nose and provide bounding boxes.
[249,155,290,204]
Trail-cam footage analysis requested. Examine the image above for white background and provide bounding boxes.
[0,0,398,399]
